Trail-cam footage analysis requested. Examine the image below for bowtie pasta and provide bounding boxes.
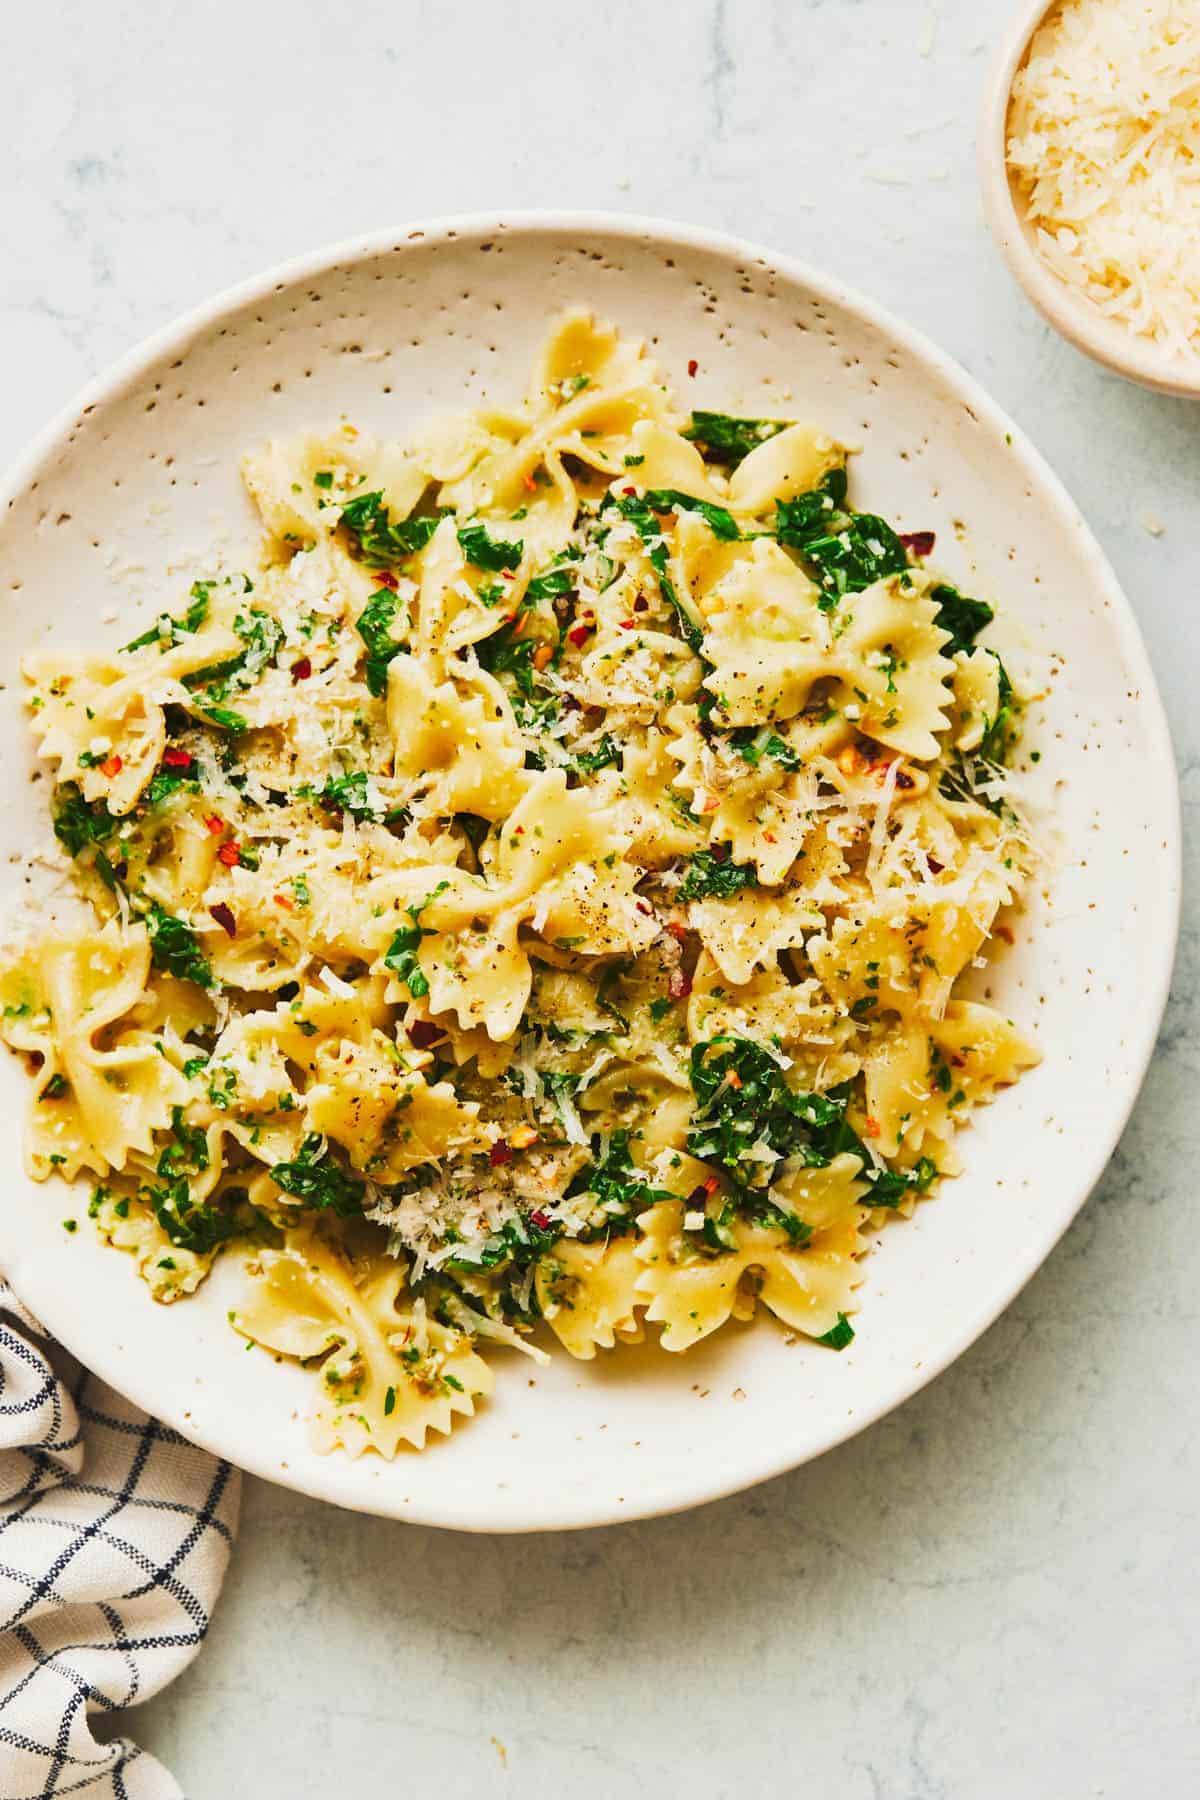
[0,313,1040,1458]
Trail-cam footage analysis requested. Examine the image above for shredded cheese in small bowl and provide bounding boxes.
[980,0,1200,396]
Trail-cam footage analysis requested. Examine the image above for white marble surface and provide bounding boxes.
[3,1,1197,1793]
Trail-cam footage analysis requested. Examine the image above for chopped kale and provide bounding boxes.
[443,1211,564,1274]
[773,466,847,546]
[144,766,199,807]
[979,653,1015,764]
[184,607,283,703]
[271,1133,365,1217]
[678,847,758,902]
[476,625,539,698]
[457,521,524,572]
[321,770,384,822]
[683,411,791,468]
[144,903,212,989]
[568,734,622,776]
[729,726,802,772]
[523,560,576,604]
[340,491,441,566]
[122,581,213,652]
[564,1128,675,1235]
[145,1104,241,1253]
[817,1313,855,1350]
[687,1036,842,1193]
[685,1039,936,1210]
[52,785,115,859]
[382,881,449,1000]
[195,703,248,734]
[356,588,407,697]
[777,475,907,604]
[931,582,994,657]
[800,513,907,599]
[644,489,741,543]
[602,491,705,653]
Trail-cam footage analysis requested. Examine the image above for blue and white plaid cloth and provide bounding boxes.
[0,1282,240,1798]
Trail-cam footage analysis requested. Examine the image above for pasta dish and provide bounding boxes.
[0,314,1039,1455]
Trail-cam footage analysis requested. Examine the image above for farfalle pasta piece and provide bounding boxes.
[386,653,527,819]
[535,1237,644,1359]
[0,925,190,1179]
[24,624,240,814]
[306,1031,498,1181]
[396,771,657,1039]
[699,538,834,726]
[635,1152,867,1349]
[828,575,955,759]
[232,1231,492,1455]
[91,1181,215,1302]
[689,885,822,985]
[727,424,844,515]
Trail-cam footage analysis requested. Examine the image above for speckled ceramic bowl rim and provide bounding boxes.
[979,0,1200,399]
[0,212,1181,1528]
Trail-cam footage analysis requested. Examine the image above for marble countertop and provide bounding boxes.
[3,1,1197,1793]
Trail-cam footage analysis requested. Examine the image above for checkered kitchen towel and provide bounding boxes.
[0,1282,240,1798]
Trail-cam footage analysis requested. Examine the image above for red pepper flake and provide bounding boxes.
[710,843,729,863]
[895,770,915,791]
[407,1019,445,1049]
[523,472,538,493]
[633,596,648,612]
[687,358,698,378]
[618,619,635,631]
[635,900,654,917]
[567,621,593,648]
[622,485,637,496]
[530,1208,551,1230]
[291,656,312,682]
[726,1071,743,1091]
[99,754,123,778]
[687,1184,708,1205]
[702,1175,720,1195]
[668,969,692,1000]
[375,570,399,590]
[864,1116,881,1139]
[273,892,292,909]
[951,1055,966,1068]
[205,815,225,836]
[927,856,944,875]
[900,530,936,558]
[162,747,192,770]
[665,919,688,943]
[500,568,515,580]
[209,902,236,937]
[216,841,241,868]
[489,1141,514,1167]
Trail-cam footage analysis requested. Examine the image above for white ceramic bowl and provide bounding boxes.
[980,0,1200,398]
[0,213,1180,1531]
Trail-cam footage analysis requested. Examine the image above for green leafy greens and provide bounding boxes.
[644,489,741,543]
[683,411,790,469]
[340,492,441,566]
[383,882,449,1000]
[271,1134,365,1216]
[144,903,212,989]
[677,848,758,902]
[457,521,524,572]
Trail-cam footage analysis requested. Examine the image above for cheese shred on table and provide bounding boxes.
[1007,0,1200,360]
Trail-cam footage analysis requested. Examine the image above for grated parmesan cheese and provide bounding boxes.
[1007,0,1200,360]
